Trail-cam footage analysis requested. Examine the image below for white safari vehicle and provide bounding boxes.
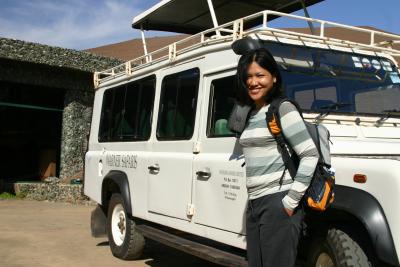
[84,0,400,266]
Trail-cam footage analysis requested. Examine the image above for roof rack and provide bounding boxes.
[94,10,400,88]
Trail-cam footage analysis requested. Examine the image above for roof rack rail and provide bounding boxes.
[94,10,400,88]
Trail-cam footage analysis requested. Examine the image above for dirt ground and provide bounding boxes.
[0,199,221,267]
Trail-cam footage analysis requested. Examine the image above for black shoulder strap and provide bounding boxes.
[266,98,303,127]
[266,98,300,181]
[265,97,284,130]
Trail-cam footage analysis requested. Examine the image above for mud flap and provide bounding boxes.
[91,205,107,237]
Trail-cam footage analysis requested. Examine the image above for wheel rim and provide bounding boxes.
[111,203,126,246]
[315,252,335,267]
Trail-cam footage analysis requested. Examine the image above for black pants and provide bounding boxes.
[246,191,304,267]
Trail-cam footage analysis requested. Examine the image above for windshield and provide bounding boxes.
[264,41,400,116]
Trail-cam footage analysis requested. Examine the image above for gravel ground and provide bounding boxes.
[0,199,220,267]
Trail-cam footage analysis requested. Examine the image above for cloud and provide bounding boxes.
[3,0,398,51]
[0,0,156,50]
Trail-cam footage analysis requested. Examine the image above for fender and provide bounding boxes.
[102,170,132,215]
[331,185,399,266]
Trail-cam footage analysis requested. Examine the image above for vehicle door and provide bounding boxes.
[86,76,156,215]
[147,66,202,221]
[193,71,248,234]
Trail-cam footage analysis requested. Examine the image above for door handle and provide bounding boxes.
[148,164,160,173]
[196,169,211,179]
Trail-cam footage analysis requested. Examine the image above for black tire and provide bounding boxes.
[107,193,145,260]
[307,228,370,267]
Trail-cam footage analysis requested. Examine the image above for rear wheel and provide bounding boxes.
[107,193,145,260]
[307,228,370,267]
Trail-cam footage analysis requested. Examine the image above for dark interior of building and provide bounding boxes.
[0,81,65,184]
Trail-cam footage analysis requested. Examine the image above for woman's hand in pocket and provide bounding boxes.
[284,208,293,217]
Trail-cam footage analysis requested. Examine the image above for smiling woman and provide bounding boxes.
[236,49,284,109]
[233,47,319,267]
[245,62,277,109]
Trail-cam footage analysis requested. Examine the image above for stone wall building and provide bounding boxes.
[0,37,122,186]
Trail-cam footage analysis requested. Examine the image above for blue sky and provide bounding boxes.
[0,0,399,50]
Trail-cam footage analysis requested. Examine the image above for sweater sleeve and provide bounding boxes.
[278,102,319,211]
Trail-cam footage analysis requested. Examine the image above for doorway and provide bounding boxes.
[0,81,65,185]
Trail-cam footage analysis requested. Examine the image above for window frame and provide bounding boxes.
[156,68,200,141]
[206,75,236,138]
[98,74,156,143]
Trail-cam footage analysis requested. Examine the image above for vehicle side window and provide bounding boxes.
[124,77,156,140]
[207,76,235,137]
[157,68,199,140]
[98,86,124,142]
[98,75,156,142]
[98,89,114,141]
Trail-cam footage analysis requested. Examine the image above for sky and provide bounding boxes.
[0,0,399,51]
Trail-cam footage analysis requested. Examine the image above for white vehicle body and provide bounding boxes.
[85,1,400,266]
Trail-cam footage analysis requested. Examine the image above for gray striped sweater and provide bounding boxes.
[239,101,319,211]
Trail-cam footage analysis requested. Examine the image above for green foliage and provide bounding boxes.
[0,192,26,199]
[0,192,16,199]
[15,192,26,199]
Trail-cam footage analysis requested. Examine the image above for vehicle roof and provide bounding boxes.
[132,0,324,34]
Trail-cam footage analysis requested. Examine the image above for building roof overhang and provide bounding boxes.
[0,37,123,73]
[132,0,324,34]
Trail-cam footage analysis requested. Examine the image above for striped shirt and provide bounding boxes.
[239,101,319,211]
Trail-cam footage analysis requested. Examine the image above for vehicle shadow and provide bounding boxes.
[96,241,109,247]
[141,240,221,267]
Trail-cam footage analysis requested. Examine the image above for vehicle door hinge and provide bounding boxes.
[193,141,201,154]
[186,203,195,216]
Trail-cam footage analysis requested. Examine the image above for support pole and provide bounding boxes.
[299,0,316,35]
[140,25,149,62]
[207,0,220,35]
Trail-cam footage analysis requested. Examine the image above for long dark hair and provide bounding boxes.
[236,48,284,106]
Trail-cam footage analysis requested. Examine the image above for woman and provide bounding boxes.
[236,48,319,267]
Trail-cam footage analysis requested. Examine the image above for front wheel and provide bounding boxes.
[307,228,370,267]
[107,193,145,260]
